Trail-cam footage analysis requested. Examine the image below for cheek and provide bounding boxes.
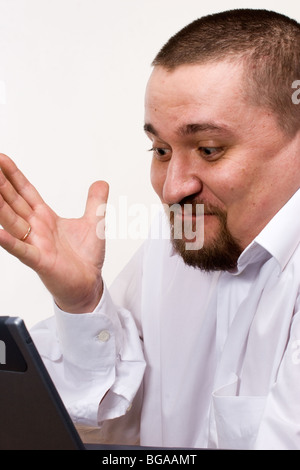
[205,164,253,207]
[224,186,269,247]
[150,160,165,199]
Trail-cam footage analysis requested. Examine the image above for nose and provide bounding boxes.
[162,154,203,204]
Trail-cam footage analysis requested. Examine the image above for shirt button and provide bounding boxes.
[97,330,111,342]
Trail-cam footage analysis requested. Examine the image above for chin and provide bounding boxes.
[172,232,242,272]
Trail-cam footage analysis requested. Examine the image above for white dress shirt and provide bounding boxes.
[31,189,300,450]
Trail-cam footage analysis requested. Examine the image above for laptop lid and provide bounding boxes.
[0,316,85,450]
[0,316,199,453]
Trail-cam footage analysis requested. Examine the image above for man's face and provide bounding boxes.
[144,62,300,271]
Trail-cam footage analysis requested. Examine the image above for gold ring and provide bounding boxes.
[21,225,32,242]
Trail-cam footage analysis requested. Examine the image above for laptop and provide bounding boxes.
[0,316,146,450]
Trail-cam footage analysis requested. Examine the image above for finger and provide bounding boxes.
[0,193,31,240]
[84,180,109,223]
[0,228,40,269]
[0,154,45,210]
[0,168,33,219]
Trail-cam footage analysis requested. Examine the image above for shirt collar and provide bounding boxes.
[235,188,300,275]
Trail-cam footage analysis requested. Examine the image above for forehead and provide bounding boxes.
[144,62,248,133]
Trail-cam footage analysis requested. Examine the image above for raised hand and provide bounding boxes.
[0,154,108,313]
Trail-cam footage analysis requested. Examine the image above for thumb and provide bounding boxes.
[84,180,109,223]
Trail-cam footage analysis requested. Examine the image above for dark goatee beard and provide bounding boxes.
[168,201,242,272]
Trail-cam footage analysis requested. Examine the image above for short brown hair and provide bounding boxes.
[152,9,300,135]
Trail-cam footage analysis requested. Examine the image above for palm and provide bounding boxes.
[0,154,108,313]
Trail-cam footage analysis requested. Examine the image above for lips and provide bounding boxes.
[167,200,224,223]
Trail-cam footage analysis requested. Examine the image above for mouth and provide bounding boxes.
[166,199,225,226]
[171,205,219,221]
[183,208,218,217]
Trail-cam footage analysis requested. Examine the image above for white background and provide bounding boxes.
[0,0,299,328]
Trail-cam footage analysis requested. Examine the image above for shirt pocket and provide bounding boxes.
[211,375,267,450]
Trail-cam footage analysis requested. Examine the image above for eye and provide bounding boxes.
[198,147,223,160]
[149,147,171,161]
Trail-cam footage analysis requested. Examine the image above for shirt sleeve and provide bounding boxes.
[30,282,146,429]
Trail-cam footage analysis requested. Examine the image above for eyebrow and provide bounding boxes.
[144,123,159,136]
[144,122,232,138]
[178,123,229,136]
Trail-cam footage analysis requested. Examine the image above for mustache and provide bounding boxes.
[166,196,226,218]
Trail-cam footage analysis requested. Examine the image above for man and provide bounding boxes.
[0,9,300,449]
